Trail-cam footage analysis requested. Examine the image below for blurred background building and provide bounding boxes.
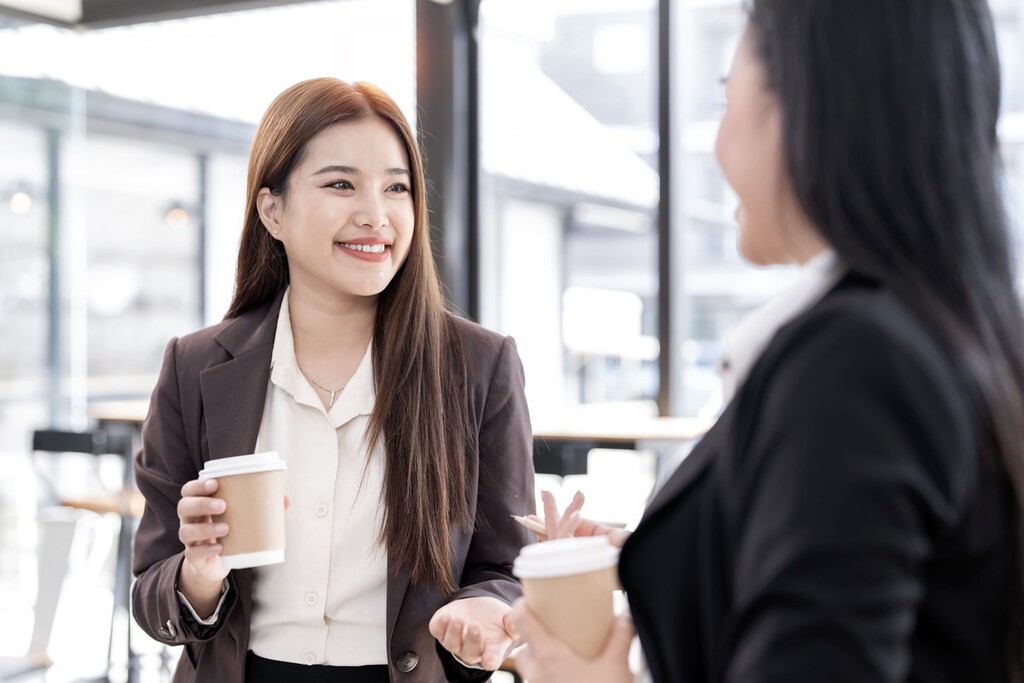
[0,0,1022,680]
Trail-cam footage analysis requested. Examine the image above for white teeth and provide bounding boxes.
[340,242,386,254]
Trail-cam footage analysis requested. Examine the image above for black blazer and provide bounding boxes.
[620,274,1016,683]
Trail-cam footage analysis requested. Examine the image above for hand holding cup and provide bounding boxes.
[176,476,231,615]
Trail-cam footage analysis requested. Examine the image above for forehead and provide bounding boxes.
[299,117,410,169]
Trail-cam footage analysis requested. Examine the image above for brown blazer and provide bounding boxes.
[131,292,535,682]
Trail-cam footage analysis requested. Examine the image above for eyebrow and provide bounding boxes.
[312,164,410,177]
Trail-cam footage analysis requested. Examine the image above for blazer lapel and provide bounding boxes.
[386,562,411,648]
[200,293,283,460]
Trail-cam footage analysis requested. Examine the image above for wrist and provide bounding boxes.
[178,563,225,617]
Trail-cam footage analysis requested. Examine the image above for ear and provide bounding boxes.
[257,187,284,238]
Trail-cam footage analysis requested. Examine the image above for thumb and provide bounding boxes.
[502,610,518,639]
[605,615,635,661]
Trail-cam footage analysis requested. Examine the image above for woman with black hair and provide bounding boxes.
[511,1,1024,681]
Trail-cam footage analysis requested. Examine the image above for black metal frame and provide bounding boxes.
[416,0,482,321]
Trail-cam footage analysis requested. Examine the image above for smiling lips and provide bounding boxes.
[336,239,391,262]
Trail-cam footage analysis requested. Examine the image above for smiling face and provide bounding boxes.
[257,117,415,304]
[714,26,825,265]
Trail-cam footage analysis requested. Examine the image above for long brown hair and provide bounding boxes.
[226,78,473,594]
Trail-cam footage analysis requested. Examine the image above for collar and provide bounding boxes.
[716,249,845,406]
[269,288,375,426]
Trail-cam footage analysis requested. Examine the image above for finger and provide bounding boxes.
[605,615,635,661]
[560,511,583,537]
[480,635,514,670]
[460,623,485,663]
[502,610,518,639]
[525,514,550,541]
[428,612,450,641]
[608,528,632,548]
[183,541,223,561]
[511,644,538,683]
[181,478,218,498]
[177,495,226,522]
[179,522,229,547]
[510,598,544,641]
[440,617,467,655]
[563,490,585,520]
[542,490,560,539]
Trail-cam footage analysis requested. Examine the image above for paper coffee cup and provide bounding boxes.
[513,536,619,658]
[198,451,287,570]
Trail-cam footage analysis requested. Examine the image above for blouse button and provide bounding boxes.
[305,592,318,606]
[315,504,328,517]
[304,652,317,665]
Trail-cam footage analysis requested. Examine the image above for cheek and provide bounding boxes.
[716,109,787,265]
[713,112,739,188]
[393,208,416,260]
[715,108,763,201]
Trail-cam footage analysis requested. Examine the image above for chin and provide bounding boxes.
[736,235,776,267]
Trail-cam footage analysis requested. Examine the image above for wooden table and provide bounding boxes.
[88,399,150,426]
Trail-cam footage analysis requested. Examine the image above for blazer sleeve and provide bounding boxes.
[720,307,973,683]
[451,335,536,602]
[131,337,238,646]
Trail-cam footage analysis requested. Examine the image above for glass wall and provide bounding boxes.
[0,0,415,661]
[674,0,1024,417]
[478,0,661,426]
[994,0,1024,281]
[0,120,50,610]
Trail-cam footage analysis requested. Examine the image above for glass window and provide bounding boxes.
[82,136,201,397]
[479,0,661,425]
[0,0,415,409]
[0,0,415,634]
[0,119,49,609]
[675,0,1024,416]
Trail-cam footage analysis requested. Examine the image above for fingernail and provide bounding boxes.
[214,524,228,535]
[205,479,216,490]
[212,500,226,513]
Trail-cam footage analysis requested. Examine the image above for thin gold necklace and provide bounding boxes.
[299,367,344,409]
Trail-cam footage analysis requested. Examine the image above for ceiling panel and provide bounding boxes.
[0,0,315,28]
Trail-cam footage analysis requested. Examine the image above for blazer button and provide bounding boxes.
[158,619,177,640]
[395,650,419,673]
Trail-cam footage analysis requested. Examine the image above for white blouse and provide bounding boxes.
[247,290,388,667]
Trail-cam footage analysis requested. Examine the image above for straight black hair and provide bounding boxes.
[748,0,1024,676]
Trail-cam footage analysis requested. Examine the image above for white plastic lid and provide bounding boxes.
[198,451,286,479]
[513,536,619,579]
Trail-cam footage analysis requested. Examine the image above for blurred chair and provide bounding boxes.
[0,508,79,680]
[30,428,141,683]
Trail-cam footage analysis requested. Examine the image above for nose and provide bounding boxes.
[353,191,389,230]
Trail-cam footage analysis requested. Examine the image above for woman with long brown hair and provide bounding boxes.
[131,77,535,682]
